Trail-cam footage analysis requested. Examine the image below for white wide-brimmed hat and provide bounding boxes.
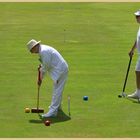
[27,39,41,51]
[134,10,140,16]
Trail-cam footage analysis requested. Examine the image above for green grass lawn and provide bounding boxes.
[0,2,140,137]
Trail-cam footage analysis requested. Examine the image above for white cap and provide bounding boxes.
[134,10,140,16]
[27,39,41,51]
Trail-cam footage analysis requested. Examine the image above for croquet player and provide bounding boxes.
[128,10,140,99]
[27,39,68,118]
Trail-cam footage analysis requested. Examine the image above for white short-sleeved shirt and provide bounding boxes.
[137,27,140,53]
[39,44,68,81]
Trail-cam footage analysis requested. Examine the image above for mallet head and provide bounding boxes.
[118,95,122,98]
[118,92,127,98]
[31,108,44,113]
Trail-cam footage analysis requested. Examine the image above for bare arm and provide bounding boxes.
[129,41,137,57]
[38,65,42,86]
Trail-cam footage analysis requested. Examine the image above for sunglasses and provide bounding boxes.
[136,15,140,18]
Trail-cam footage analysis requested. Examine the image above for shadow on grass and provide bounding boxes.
[29,109,71,124]
[126,97,140,104]
[29,119,43,124]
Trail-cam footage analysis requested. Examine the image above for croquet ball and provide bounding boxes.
[44,120,51,126]
[25,108,30,113]
[83,96,88,101]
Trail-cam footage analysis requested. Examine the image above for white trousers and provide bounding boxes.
[49,70,68,113]
[136,56,140,71]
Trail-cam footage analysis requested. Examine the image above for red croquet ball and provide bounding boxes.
[44,120,51,126]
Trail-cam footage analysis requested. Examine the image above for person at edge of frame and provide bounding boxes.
[128,9,140,99]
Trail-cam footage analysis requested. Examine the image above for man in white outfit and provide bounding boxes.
[128,10,140,99]
[27,39,68,118]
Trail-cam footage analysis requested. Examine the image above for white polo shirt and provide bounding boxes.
[39,44,68,81]
[137,27,140,53]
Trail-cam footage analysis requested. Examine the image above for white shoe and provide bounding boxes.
[41,111,57,118]
[127,92,140,99]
